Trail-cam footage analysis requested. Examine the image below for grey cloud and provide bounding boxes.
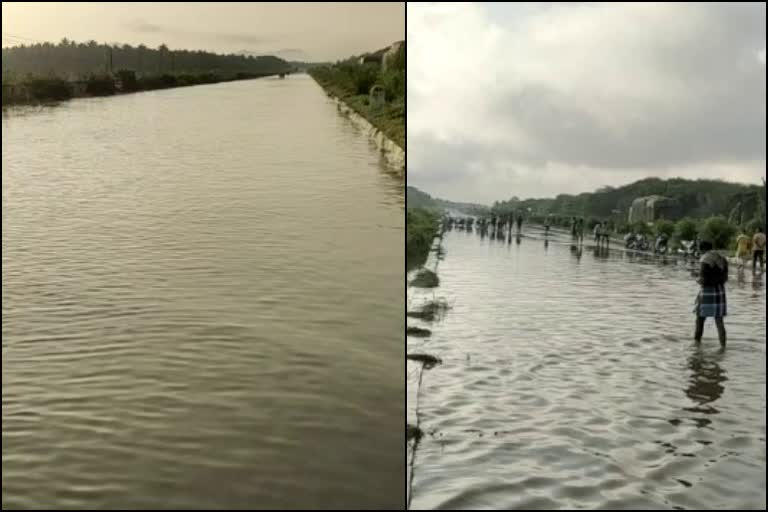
[408,2,766,202]
[490,71,765,170]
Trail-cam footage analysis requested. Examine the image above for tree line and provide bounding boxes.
[486,177,763,227]
[2,39,290,80]
[409,177,766,249]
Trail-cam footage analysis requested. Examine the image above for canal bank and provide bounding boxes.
[308,80,404,175]
[327,93,405,174]
[407,219,447,509]
[307,57,404,176]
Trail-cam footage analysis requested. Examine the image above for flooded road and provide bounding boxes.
[408,225,766,510]
[2,75,404,509]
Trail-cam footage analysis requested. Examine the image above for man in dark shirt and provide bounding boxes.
[694,240,728,347]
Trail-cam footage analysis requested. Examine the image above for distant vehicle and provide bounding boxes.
[624,232,650,252]
[679,239,700,258]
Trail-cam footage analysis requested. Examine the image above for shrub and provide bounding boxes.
[352,64,379,95]
[407,208,439,270]
[699,216,737,249]
[25,77,72,101]
[654,219,675,238]
[632,221,652,236]
[379,69,404,101]
[85,74,116,96]
[116,70,138,92]
[675,218,698,241]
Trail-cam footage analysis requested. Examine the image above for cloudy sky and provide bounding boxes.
[1,2,404,62]
[408,2,766,204]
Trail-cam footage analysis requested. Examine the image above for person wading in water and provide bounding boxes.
[693,240,728,347]
[570,217,578,242]
[752,226,766,274]
[735,230,751,270]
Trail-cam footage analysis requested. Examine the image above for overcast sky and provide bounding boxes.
[1,2,404,62]
[408,2,766,204]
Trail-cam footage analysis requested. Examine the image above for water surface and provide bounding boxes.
[3,75,404,510]
[408,225,765,510]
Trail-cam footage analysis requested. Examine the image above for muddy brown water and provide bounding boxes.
[3,75,404,510]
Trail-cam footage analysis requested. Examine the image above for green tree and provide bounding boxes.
[745,218,763,235]
[654,219,675,238]
[699,216,737,249]
[633,221,652,236]
[675,218,698,241]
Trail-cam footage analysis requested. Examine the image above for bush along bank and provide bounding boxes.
[2,70,284,106]
[407,208,440,271]
[307,45,404,150]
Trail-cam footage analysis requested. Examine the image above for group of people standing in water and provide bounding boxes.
[443,211,764,350]
[567,216,611,247]
[446,212,526,238]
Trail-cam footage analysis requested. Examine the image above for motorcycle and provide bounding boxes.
[679,239,700,258]
[625,233,650,251]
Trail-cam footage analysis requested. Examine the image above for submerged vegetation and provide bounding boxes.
[406,326,432,337]
[410,269,439,288]
[406,354,442,369]
[407,424,423,442]
[308,42,404,148]
[407,299,451,322]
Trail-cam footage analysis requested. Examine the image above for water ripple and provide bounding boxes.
[3,75,404,509]
[409,227,766,510]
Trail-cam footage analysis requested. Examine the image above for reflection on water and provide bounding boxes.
[408,225,766,510]
[2,75,404,510]
[685,348,726,415]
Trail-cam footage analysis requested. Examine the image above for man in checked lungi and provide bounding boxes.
[693,240,729,347]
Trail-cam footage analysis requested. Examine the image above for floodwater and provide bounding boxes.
[408,224,766,510]
[2,75,404,510]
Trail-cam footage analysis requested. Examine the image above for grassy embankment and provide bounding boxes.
[308,46,404,149]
